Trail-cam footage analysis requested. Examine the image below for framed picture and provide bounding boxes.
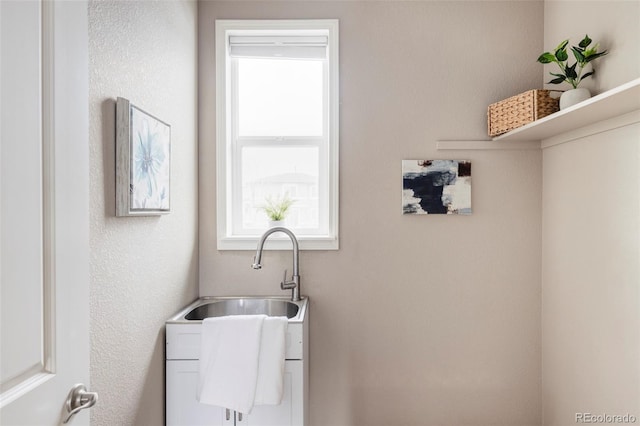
[116,97,171,216]
[402,159,472,215]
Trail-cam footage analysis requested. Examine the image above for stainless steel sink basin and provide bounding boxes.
[166,296,308,323]
[186,298,298,320]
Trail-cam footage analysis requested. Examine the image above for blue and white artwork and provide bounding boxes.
[130,106,170,211]
[402,160,471,215]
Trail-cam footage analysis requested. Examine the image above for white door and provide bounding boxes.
[0,1,90,425]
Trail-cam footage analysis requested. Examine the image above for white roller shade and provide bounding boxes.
[229,35,328,60]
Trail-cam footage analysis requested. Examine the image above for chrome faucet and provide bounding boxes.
[251,227,301,301]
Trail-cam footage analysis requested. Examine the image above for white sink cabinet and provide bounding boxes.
[165,297,309,426]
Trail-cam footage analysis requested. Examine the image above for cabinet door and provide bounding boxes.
[167,360,233,426]
[240,361,303,426]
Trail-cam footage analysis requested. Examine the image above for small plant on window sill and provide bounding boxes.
[537,34,608,89]
[261,195,294,225]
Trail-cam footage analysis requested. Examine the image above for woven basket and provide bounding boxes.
[487,90,559,137]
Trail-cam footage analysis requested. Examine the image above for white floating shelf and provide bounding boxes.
[493,78,640,142]
[436,140,540,150]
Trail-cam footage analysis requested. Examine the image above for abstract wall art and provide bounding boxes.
[116,97,171,216]
[402,159,472,215]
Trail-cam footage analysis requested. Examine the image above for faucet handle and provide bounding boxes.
[281,269,295,290]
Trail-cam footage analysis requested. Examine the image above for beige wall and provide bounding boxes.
[199,2,544,425]
[542,123,640,425]
[88,1,198,424]
[543,0,640,93]
[541,2,640,424]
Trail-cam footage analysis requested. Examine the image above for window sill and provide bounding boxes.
[217,235,339,251]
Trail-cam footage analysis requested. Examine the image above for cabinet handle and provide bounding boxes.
[238,412,243,422]
[226,409,230,421]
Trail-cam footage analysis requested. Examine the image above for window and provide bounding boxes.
[216,20,339,250]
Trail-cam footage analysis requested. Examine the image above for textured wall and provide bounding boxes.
[543,0,640,93]
[199,2,544,425]
[88,1,198,424]
[542,2,640,424]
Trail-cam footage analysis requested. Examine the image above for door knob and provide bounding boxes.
[63,384,98,424]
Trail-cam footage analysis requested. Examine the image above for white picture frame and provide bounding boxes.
[116,97,171,216]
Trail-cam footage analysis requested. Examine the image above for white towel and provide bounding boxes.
[254,316,288,406]
[197,315,266,414]
[196,315,288,414]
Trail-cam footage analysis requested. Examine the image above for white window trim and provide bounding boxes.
[215,19,339,250]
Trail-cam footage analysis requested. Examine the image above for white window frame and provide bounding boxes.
[216,19,339,250]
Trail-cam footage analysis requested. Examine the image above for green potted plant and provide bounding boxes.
[261,194,294,227]
[537,34,608,109]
